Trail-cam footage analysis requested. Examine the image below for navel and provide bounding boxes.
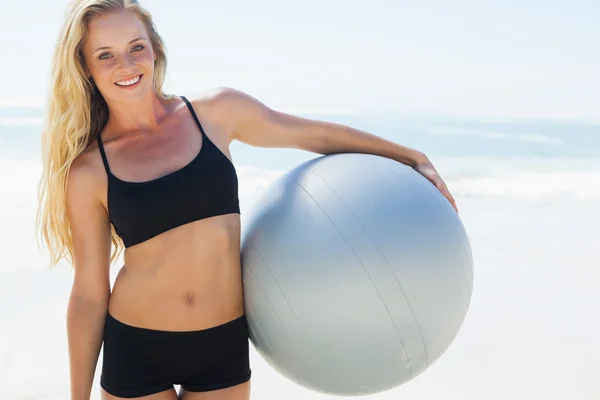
[185,291,195,305]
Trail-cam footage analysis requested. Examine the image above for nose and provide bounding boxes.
[117,52,136,71]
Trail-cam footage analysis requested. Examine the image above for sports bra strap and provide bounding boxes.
[180,96,207,137]
[96,133,112,174]
[95,96,201,176]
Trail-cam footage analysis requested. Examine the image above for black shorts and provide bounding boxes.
[100,312,252,398]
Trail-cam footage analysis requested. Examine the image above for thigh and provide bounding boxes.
[179,381,251,400]
[101,386,179,400]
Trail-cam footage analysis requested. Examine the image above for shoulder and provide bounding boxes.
[188,86,263,110]
[186,87,270,143]
[67,139,108,211]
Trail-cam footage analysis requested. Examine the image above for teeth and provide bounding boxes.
[116,75,141,86]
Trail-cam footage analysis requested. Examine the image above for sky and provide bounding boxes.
[1,0,599,119]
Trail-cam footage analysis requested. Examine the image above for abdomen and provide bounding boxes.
[108,214,245,331]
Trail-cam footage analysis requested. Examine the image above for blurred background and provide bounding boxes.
[0,1,598,399]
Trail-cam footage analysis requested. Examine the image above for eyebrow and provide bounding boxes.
[93,37,146,54]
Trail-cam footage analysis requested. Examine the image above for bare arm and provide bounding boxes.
[205,87,457,212]
[65,156,112,400]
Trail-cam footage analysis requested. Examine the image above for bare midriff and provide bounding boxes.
[107,213,245,331]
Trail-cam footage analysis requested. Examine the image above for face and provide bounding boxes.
[83,9,156,102]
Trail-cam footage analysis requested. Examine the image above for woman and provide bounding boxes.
[36,1,457,399]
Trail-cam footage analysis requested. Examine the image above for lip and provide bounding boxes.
[114,74,143,85]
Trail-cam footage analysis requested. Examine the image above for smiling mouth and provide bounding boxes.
[115,74,143,87]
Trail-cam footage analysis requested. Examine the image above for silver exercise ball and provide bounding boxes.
[241,153,473,396]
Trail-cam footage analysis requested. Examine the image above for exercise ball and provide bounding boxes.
[240,153,473,396]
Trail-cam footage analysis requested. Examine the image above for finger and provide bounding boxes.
[438,182,458,213]
[427,176,458,213]
[447,194,458,213]
[436,180,450,196]
[449,196,458,213]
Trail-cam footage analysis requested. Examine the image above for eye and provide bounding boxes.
[97,44,144,60]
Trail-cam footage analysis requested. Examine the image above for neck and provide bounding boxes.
[104,92,172,135]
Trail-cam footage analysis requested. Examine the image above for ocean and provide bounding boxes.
[0,108,599,399]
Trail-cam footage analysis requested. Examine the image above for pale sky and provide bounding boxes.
[1,0,599,119]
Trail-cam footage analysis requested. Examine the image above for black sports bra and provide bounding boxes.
[96,96,240,248]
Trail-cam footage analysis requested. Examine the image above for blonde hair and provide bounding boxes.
[37,0,173,268]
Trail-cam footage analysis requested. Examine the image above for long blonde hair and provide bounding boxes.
[37,0,173,268]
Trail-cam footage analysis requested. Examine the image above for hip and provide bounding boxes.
[101,311,251,397]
